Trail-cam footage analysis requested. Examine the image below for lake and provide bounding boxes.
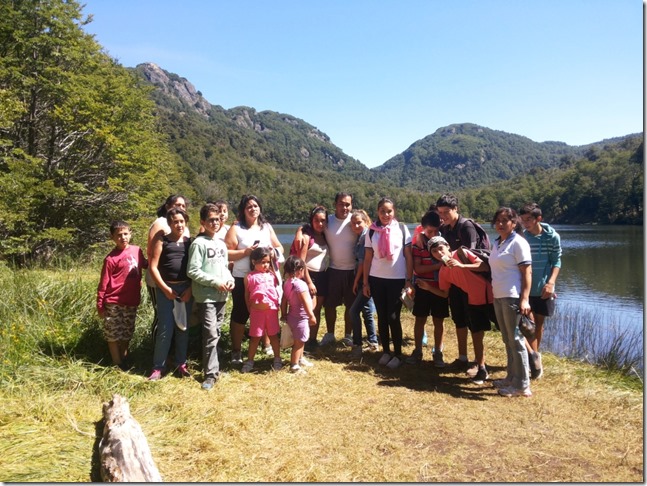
[273,223,644,335]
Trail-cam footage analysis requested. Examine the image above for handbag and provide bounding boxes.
[510,303,536,340]
[280,321,294,349]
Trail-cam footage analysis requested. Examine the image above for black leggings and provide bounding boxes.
[369,276,405,357]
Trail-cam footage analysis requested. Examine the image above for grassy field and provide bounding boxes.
[0,265,643,482]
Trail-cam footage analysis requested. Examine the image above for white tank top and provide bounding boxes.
[231,223,274,278]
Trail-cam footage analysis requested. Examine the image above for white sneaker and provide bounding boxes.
[386,356,402,369]
[299,356,314,368]
[231,351,243,365]
[378,353,392,365]
[320,332,336,346]
[241,360,254,373]
[290,364,306,374]
[368,342,379,352]
[263,346,274,357]
[272,358,283,371]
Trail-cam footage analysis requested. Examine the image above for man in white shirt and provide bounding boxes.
[320,192,356,347]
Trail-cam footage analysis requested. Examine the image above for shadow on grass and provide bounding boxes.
[308,342,507,401]
[90,418,104,482]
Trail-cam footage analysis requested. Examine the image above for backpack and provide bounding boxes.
[456,246,492,282]
[456,218,492,251]
[289,225,315,257]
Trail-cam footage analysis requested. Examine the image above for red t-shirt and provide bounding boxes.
[437,249,493,305]
[97,245,148,311]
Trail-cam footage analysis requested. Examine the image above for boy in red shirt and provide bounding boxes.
[417,236,497,384]
[97,221,148,370]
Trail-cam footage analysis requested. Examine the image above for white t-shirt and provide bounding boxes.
[231,223,274,278]
[489,232,532,299]
[324,214,356,271]
[365,221,411,279]
[306,240,329,272]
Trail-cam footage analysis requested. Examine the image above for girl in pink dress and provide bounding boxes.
[241,247,282,373]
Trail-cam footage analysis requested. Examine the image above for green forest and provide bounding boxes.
[0,0,643,264]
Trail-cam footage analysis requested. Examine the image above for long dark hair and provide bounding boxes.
[237,194,267,229]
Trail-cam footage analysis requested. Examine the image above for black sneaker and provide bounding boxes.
[472,366,489,384]
[449,358,470,371]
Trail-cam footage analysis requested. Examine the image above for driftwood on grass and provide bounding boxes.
[99,394,162,482]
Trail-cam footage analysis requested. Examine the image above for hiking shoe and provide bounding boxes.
[241,360,254,373]
[472,366,489,384]
[147,369,162,381]
[432,351,446,368]
[530,352,543,380]
[319,332,336,346]
[231,351,243,365]
[272,358,283,371]
[299,356,314,368]
[493,378,513,389]
[263,346,274,357]
[405,349,423,365]
[341,334,353,346]
[350,345,363,359]
[378,353,392,365]
[498,386,532,398]
[386,356,402,369]
[177,363,191,378]
[368,341,379,352]
[201,377,216,390]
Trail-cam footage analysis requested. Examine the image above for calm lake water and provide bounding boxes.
[273,223,644,335]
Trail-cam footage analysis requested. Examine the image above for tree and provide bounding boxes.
[0,0,178,261]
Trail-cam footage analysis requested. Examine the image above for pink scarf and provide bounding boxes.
[369,221,395,260]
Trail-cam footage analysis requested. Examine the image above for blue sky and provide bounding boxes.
[81,0,642,168]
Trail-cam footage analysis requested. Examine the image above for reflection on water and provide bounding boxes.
[274,223,645,333]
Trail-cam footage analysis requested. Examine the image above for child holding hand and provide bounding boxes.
[97,221,147,370]
[241,247,282,372]
[281,256,317,373]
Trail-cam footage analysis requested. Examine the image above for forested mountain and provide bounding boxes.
[134,62,643,226]
[373,123,630,192]
[0,0,641,263]
[133,63,430,223]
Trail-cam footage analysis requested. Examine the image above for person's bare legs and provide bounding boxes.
[324,305,337,334]
[432,316,444,351]
[231,321,245,354]
[456,326,469,358]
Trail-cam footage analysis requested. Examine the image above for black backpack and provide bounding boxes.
[456,218,492,251]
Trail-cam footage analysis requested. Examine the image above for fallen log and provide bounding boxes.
[99,394,162,482]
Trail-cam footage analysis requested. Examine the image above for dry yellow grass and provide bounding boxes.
[0,312,643,482]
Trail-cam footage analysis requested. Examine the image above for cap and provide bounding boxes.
[427,236,449,249]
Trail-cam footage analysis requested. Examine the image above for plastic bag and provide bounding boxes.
[510,303,536,340]
[280,321,294,349]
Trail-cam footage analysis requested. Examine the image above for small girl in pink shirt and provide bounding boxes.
[242,247,282,372]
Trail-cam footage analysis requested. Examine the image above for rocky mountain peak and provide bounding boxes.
[136,62,211,117]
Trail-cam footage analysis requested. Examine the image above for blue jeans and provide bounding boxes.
[493,297,530,390]
[153,282,192,371]
[350,282,378,346]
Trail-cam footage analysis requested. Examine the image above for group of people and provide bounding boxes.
[96,191,561,397]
